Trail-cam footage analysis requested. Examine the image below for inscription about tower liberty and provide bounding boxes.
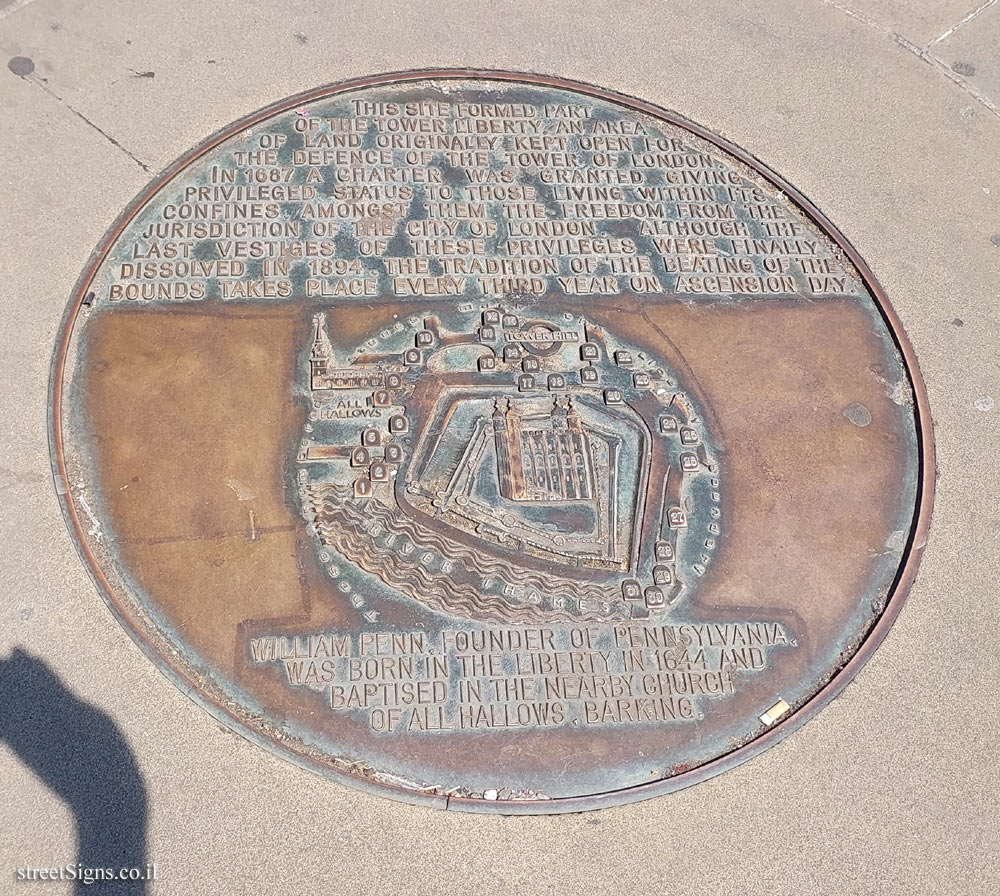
[52,72,929,811]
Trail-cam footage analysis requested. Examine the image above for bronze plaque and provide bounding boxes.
[51,72,933,812]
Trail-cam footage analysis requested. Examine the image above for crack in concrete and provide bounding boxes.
[12,69,151,173]
[821,0,1000,118]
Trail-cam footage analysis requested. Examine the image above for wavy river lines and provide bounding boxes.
[306,483,625,624]
[319,484,622,605]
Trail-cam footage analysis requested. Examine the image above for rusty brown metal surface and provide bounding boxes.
[49,71,934,813]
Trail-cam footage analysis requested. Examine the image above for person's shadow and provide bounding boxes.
[0,648,149,893]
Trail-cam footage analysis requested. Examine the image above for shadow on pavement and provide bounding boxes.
[0,648,148,894]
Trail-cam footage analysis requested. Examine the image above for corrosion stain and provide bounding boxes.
[52,72,932,812]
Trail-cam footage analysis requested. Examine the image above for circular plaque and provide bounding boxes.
[51,71,933,812]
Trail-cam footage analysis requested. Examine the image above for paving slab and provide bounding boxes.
[1,0,998,894]
[933,2,1000,98]
[828,0,990,45]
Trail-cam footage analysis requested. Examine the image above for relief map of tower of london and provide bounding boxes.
[51,72,931,812]
[300,304,721,623]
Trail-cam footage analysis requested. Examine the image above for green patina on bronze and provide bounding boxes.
[50,72,933,812]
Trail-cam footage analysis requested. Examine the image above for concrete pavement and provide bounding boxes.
[1,1,998,893]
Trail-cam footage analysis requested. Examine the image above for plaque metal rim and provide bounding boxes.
[48,68,936,814]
